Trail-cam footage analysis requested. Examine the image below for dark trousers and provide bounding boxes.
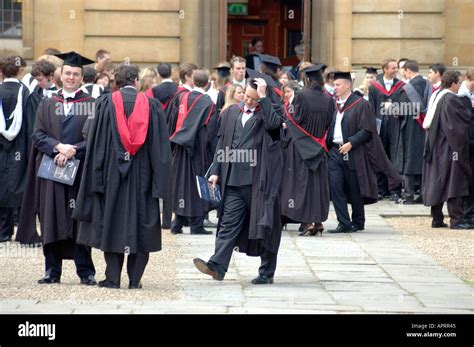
[403,174,421,196]
[464,190,474,221]
[209,185,278,278]
[43,240,95,279]
[161,198,172,229]
[328,147,365,228]
[431,197,464,226]
[0,207,14,237]
[171,214,205,233]
[104,252,150,284]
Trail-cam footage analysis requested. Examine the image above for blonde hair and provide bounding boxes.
[140,67,157,80]
[222,84,244,112]
[36,54,63,68]
[139,76,157,92]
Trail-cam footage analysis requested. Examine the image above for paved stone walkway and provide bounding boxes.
[1,201,473,314]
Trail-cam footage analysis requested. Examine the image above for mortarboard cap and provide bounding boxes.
[214,63,231,79]
[303,63,327,77]
[54,51,95,68]
[363,66,378,75]
[258,54,281,72]
[333,71,353,81]
[246,68,277,89]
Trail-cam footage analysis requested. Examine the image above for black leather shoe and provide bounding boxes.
[432,221,448,228]
[98,280,120,289]
[203,219,217,228]
[251,275,274,284]
[351,224,364,232]
[191,229,213,235]
[80,275,97,285]
[402,195,415,204]
[171,228,183,235]
[450,223,474,230]
[193,258,224,281]
[129,282,143,289]
[38,276,60,284]
[327,224,352,233]
[0,234,12,242]
[389,193,400,202]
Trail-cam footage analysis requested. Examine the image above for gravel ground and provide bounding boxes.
[0,229,181,301]
[386,216,474,283]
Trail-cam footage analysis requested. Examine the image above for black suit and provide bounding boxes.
[326,94,371,229]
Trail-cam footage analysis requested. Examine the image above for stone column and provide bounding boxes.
[332,0,352,70]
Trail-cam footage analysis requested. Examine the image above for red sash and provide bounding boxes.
[274,87,283,98]
[145,88,154,99]
[283,103,328,153]
[371,80,405,96]
[170,92,204,139]
[112,91,150,156]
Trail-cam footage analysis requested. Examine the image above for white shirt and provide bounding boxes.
[383,77,394,91]
[242,106,255,127]
[161,78,173,83]
[333,95,350,145]
[62,89,80,116]
[192,87,206,95]
[233,78,246,89]
[3,78,20,83]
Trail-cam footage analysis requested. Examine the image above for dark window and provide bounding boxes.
[1,0,22,38]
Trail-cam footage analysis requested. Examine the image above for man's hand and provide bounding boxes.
[339,142,353,155]
[54,153,69,167]
[208,175,219,187]
[55,143,77,158]
[254,78,267,99]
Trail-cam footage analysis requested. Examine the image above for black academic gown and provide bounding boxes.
[327,93,402,204]
[0,80,31,208]
[280,85,334,223]
[210,98,283,256]
[368,76,404,162]
[151,81,178,110]
[422,93,471,206]
[167,91,218,217]
[73,88,172,254]
[16,90,95,247]
[395,75,429,175]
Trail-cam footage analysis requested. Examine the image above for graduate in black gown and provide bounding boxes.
[81,66,104,99]
[214,63,232,114]
[327,72,402,233]
[25,60,58,128]
[368,59,405,200]
[396,60,431,204]
[73,64,172,288]
[167,69,218,235]
[148,63,178,111]
[0,56,31,242]
[258,54,284,108]
[193,71,283,284]
[422,70,473,229]
[280,64,335,236]
[16,52,97,285]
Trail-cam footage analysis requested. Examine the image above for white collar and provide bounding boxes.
[3,78,20,83]
[244,105,256,112]
[121,85,136,90]
[161,78,173,83]
[337,93,351,105]
[193,87,206,94]
[383,77,394,84]
[62,89,80,99]
[182,84,193,91]
[433,81,441,88]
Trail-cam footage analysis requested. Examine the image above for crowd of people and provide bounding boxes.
[0,42,473,288]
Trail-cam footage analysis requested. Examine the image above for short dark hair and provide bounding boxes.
[179,63,198,83]
[403,60,419,73]
[82,67,98,83]
[115,64,139,88]
[94,72,109,84]
[2,56,22,78]
[429,63,447,76]
[43,48,61,55]
[441,70,461,89]
[157,63,172,79]
[398,57,409,66]
[192,69,210,88]
[251,38,262,46]
[31,60,56,78]
[95,49,110,61]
